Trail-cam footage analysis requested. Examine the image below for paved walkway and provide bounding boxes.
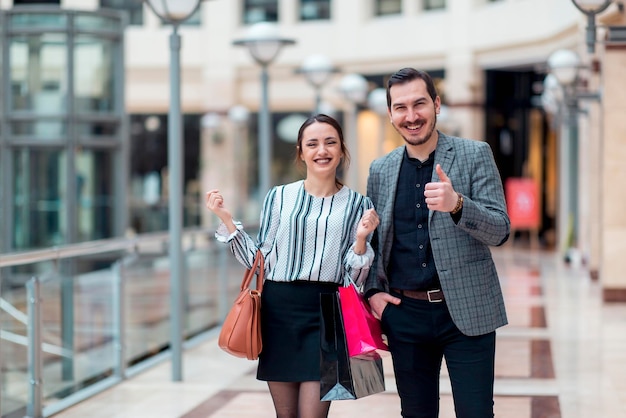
[53,248,626,417]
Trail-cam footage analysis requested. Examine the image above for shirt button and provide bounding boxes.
[416,183,421,188]
[422,263,427,268]
[417,224,423,229]
[416,203,421,208]
[419,244,424,249]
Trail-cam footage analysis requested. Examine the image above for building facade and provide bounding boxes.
[1,0,625,298]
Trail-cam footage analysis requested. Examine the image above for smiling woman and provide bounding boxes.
[204,113,379,418]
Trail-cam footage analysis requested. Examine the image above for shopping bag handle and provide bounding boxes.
[240,250,264,292]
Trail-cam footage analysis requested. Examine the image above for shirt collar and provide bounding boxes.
[403,147,436,166]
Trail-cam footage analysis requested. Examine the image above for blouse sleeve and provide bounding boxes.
[214,186,280,270]
[343,196,376,287]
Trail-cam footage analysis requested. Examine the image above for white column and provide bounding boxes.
[600,46,626,301]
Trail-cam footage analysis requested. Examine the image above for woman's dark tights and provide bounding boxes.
[267,381,331,418]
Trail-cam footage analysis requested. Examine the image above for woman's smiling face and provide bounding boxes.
[298,121,343,178]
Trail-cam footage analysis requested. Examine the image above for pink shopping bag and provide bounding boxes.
[338,283,388,358]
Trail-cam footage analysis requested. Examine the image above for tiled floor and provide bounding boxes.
[53,247,626,418]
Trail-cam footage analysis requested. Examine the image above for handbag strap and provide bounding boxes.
[240,249,265,292]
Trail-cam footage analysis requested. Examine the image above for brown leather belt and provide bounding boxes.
[391,288,444,303]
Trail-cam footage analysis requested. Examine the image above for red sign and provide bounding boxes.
[505,178,540,229]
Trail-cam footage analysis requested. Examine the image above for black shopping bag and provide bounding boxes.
[319,292,385,401]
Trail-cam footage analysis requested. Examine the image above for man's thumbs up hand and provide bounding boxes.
[424,164,459,213]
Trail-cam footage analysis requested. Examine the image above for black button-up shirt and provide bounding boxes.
[388,149,440,290]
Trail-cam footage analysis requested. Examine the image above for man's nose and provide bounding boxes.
[406,108,418,121]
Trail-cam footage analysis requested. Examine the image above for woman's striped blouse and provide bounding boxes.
[216,180,375,286]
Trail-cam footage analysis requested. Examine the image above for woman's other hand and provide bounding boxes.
[353,208,379,255]
[206,189,236,233]
[356,208,379,240]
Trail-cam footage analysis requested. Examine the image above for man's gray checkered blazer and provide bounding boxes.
[364,131,510,336]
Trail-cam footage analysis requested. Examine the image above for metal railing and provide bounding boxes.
[0,228,244,418]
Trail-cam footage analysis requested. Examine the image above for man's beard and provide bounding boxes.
[400,115,437,147]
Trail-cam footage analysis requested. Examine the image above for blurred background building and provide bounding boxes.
[1,0,625,416]
[2,0,624,293]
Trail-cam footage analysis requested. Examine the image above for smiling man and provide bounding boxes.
[364,68,511,418]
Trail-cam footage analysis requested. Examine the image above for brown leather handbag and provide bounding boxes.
[218,250,264,360]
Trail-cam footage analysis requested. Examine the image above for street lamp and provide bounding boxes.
[232,22,295,199]
[339,73,369,191]
[571,0,613,53]
[144,0,205,382]
[548,48,583,260]
[318,100,338,118]
[228,105,250,221]
[548,48,581,90]
[541,73,562,118]
[367,87,387,158]
[296,54,339,114]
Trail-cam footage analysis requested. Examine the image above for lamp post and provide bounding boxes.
[228,105,250,221]
[339,73,369,191]
[318,100,338,118]
[571,0,613,53]
[541,73,563,118]
[233,23,295,200]
[145,0,204,382]
[367,87,388,158]
[296,54,339,114]
[548,48,582,260]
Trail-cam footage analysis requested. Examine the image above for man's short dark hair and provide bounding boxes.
[386,68,438,108]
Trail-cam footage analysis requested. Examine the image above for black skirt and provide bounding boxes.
[257,280,339,382]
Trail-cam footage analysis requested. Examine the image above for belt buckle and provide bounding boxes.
[427,289,443,303]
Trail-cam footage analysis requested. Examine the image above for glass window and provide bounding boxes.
[9,34,68,113]
[300,0,331,21]
[74,36,116,114]
[75,149,115,241]
[13,0,60,4]
[99,0,143,26]
[11,120,67,140]
[75,13,125,31]
[12,148,66,249]
[9,12,67,29]
[11,147,116,249]
[375,0,401,16]
[77,121,119,140]
[243,0,278,24]
[424,0,446,10]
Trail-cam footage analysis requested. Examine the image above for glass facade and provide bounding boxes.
[375,0,402,16]
[243,0,278,23]
[424,0,446,10]
[300,0,331,20]
[0,7,127,252]
[100,0,144,26]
